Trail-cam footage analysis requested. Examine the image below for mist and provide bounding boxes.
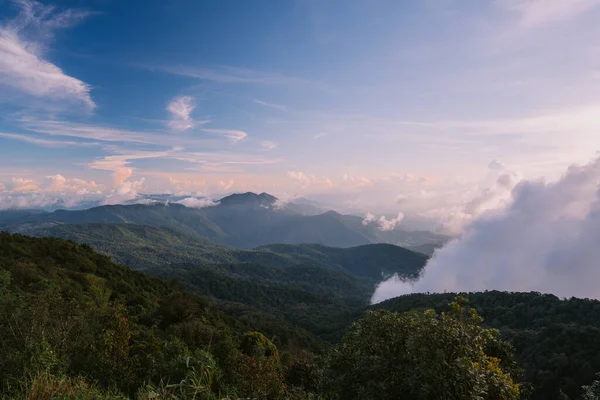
[372,158,600,304]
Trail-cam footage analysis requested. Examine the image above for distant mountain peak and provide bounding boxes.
[218,192,278,207]
[321,210,342,218]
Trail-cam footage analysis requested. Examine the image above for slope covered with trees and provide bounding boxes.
[0,233,523,399]
[27,222,429,281]
[375,292,600,400]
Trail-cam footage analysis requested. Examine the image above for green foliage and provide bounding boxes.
[0,233,236,397]
[231,332,287,399]
[138,352,220,400]
[323,299,521,400]
[149,262,371,344]
[375,291,600,399]
[6,372,128,400]
[29,223,428,281]
[582,374,600,400]
[5,232,600,400]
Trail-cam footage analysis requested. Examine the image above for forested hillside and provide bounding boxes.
[27,223,428,280]
[0,233,528,399]
[2,233,600,399]
[375,292,600,399]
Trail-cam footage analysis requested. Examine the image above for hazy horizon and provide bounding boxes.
[2,0,600,235]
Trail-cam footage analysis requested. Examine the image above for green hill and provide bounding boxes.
[2,233,600,399]
[26,223,428,341]
[257,242,428,280]
[148,262,373,341]
[28,223,428,281]
[375,291,600,400]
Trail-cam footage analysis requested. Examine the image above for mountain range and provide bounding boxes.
[0,192,447,251]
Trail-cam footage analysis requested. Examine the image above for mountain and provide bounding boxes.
[218,192,277,208]
[27,223,428,281]
[25,222,427,341]
[3,203,227,240]
[2,192,449,249]
[257,242,427,280]
[406,242,445,256]
[0,209,47,224]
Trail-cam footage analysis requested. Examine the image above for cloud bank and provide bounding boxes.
[372,157,600,303]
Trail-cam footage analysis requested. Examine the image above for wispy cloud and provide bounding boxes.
[498,0,600,32]
[261,140,278,151]
[287,171,332,190]
[202,128,248,143]
[166,95,196,131]
[0,132,98,147]
[20,118,159,144]
[86,149,173,186]
[253,99,287,112]
[177,151,281,172]
[150,64,320,88]
[288,171,311,189]
[0,0,95,108]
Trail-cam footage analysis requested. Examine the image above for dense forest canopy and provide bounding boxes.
[1,232,600,399]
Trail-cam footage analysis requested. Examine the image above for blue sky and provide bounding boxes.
[1,0,600,230]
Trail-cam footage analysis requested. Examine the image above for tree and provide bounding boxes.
[232,332,286,399]
[582,374,600,400]
[323,298,522,400]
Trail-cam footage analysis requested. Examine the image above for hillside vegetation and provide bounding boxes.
[375,292,600,400]
[0,233,525,399]
[26,223,428,341]
[28,223,428,281]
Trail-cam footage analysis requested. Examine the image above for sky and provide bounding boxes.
[1,0,600,231]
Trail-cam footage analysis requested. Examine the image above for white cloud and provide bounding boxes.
[372,157,600,303]
[377,212,405,231]
[261,140,278,150]
[288,171,311,189]
[86,149,172,186]
[202,128,248,143]
[362,212,377,225]
[167,96,195,131]
[175,197,216,208]
[9,177,40,192]
[417,165,522,235]
[0,173,104,210]
[134,198,159,205]
[45,174,100,194]
[342,174,374,189]
[102,179,145,205]
[0,0,95,108]
[362,211,404,231]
